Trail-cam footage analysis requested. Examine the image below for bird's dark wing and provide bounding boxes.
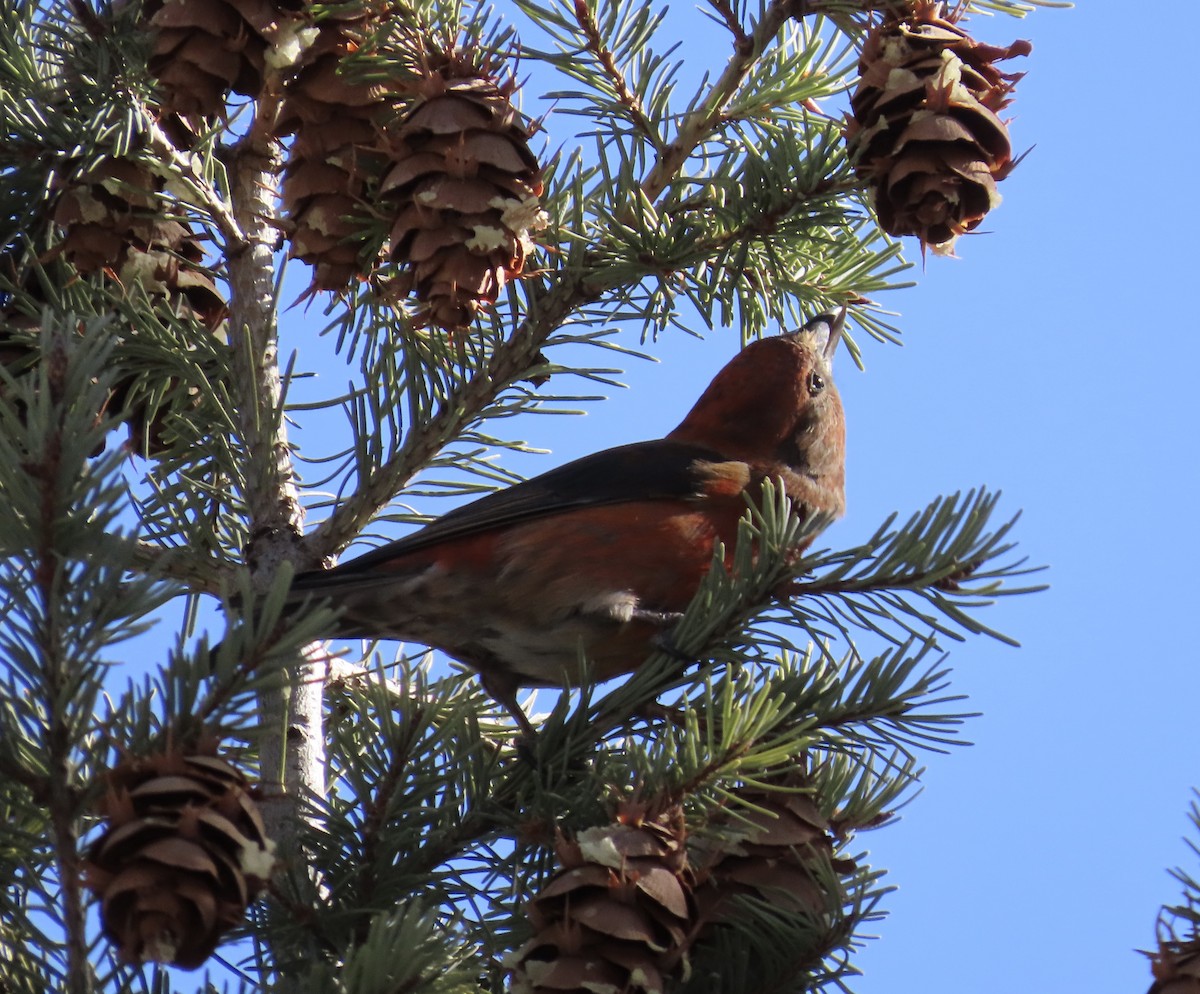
[307,439,745,578]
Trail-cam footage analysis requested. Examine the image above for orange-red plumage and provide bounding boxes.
[287,311,848,707]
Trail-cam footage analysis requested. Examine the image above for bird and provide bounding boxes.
[287,309,847,723]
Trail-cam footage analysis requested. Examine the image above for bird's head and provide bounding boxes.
[667,309,847,514]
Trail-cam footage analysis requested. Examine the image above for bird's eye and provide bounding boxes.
[807,371,825,396]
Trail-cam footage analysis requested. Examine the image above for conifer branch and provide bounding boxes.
[28,342,92,994]
[0,0,1063,985]
[128,541,233,593]
[1145,794,1200,991]
[304,270,591,560]
[224,116,320,856]
[640,0,794,203]
[705,0,752,46]
[786,0,1068,22]
[141,113,246,252]
[0,319,175,992]
[571,0,663,148]
[226,143,304,578]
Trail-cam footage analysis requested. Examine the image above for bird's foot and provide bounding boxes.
[631,609,692,664]
[480,672,540,742]
[631,608,687,627]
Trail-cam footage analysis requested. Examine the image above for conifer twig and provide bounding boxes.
[706,0,752,46]
[142,114,247,253]
[641,0,794,202]
[224,116,321,855]
[304,272,591,560]
[572,0,663,147]
[31,351,90,994]
[129,541,232,593]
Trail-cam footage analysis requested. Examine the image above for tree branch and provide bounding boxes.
[129,541,234,594]
[226,144,304,579]
[303,271,593,561]
[572,0,664,149]
[28,337,91,994]
[640,0,794,203]
[142,113,247,253]
[224,100,321,860]
[705,0,752,47]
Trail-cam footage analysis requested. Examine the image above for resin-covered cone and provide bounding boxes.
[847,1,1030,250]
[84,749,275,969]
[1149,946,1200,993]
[511,804,691,994]
[381,56,546,332]
[51,158,226,329]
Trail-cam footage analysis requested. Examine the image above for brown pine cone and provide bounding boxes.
[380,52,546,332]
[142,0,311,117]
[847,1,1031,250]
[84,748,275,969]
[278,8,396,293]
[511,803,691,994]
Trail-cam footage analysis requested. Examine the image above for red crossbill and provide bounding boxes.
[288,310,847,716]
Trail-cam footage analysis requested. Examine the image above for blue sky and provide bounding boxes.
[828,5,1200,989]
[459,2,1200,990]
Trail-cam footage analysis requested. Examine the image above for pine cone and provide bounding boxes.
[511,803,691,994]
[380,53,546,332]
[142,0,311,118]
[53,159,159,276]
[84,748,275,970]
[0,289,113,457]
[847,1,1031,250]
[52,159,226,326]
[279,10,395,292]
[50,158,227,455]
[1149,946,1200,994]
[693,782,854,924]
[0,252,115,453]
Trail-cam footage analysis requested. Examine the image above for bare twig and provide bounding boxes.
[224,91,322,860]
[129,541,234,594]
[226,142,303,578]
[326,656,410,701]
[706,0,752,47]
